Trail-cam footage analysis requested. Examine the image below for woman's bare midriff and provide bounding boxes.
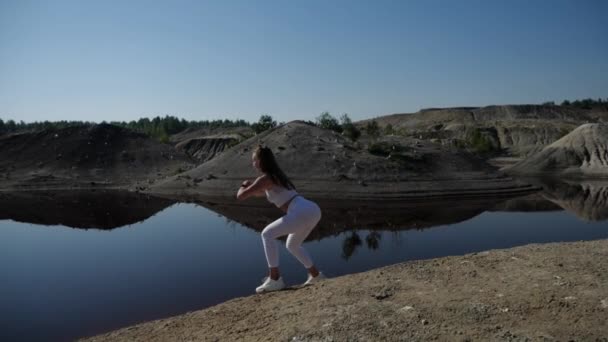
[279,194,300,213]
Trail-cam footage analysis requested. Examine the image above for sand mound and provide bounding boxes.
[0,124,194,189]
[506,124,608,177]
[149,121,534,199]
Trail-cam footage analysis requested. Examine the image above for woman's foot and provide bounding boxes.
[256,276,285,293]
[303,272,326,286]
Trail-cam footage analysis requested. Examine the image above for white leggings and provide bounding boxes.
[261,196,322,268]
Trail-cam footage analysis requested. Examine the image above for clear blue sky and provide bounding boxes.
[1,0,607,124]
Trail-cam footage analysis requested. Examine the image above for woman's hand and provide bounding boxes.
[236,175,271,201]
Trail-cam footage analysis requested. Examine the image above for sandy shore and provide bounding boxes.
[81,239,608,341]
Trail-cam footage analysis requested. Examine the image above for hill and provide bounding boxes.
[149,121,535,199]
[0,124,194,190]
[360,105,608,157]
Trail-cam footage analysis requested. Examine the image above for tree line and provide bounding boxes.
[0,112,367,142]
[544,97,608,109]
[0,115,250,142]
[3,96,605,141]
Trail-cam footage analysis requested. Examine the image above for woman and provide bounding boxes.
[236,145,326,293]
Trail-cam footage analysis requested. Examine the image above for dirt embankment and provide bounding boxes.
[175,134,243,163]
[0,124,194,190]
[360,105,608,157]
[82,239,608,341]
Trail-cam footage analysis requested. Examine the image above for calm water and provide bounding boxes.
[1,181,607,341]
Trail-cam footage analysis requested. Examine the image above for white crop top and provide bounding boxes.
[265,184,298,207]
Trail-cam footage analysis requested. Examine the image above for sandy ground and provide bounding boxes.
[82,239,608,342]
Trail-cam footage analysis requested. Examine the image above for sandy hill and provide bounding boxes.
[506,123,608,178]
[0,124,194,189]
[148,121,535,199]
[360,105,608,157]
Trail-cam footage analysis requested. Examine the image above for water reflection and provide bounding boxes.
[496,178,608,221]
[0,190,174,229]
[339,231,383,259]
[2,186,607,342]
[537,179,608,221]
[2,179,606,233]
[194,195,522,240]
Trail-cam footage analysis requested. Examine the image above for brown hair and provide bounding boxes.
[253,145,296,190]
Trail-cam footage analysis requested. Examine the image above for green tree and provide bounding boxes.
[252,114,277,134]
[561,100,571,106]
[340,113,360,141]
[316,112,342,132]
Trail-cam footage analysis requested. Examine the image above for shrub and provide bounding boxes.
[467,128,498,153]
[365,120,380,139]
[368,141,402,156]
[384,123,394,135]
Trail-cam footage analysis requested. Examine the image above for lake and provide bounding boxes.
[1,180,607,341]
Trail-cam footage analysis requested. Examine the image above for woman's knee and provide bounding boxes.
[285,238,302,253]
[261,223,283,240]
[261,227,274,241]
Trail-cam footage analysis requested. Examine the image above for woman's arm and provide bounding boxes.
[236,175,271,201]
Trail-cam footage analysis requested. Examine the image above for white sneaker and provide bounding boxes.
[304,272,327,286]
[256,276,285,293]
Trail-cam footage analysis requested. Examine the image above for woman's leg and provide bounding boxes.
[261,215,300,279]
[261,198,322,279]
[285,199,322,274]
[285,228,315,269]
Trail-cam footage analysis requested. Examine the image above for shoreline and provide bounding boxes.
[0,181,540,199]
[81,239,608,341]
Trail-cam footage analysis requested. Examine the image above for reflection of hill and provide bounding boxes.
[0,191,175,229]
[193,195,520,240]
[490,193,563,213]
[534,180,608,221]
